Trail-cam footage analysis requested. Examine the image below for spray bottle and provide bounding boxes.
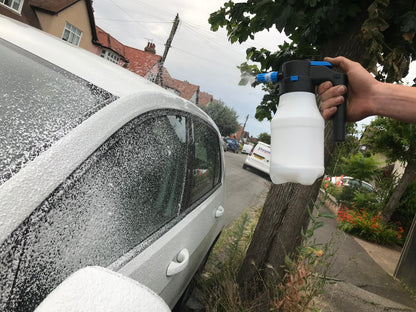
[256,60,347,185]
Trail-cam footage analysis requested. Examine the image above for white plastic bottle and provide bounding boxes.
[270,91,324,185]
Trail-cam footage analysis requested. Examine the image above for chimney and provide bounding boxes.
[144,42,156,54]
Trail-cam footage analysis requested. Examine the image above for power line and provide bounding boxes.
[98,0,249,62]
[95,17,173,23]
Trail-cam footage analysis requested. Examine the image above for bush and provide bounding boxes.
[337,186,356,206]
[353,191,380,212]
[337,206,404,245]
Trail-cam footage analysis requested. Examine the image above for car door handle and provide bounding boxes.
[166,249,190,277]
[215,205,224,218]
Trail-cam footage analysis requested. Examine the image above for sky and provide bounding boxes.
[92,0,287,138]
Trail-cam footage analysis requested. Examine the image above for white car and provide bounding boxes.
[0,16,224,311]
[328,175,374,192]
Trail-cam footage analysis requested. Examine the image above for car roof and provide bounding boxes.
[256,142,271,148]
[0,15,164,98]
[0,16,219,245]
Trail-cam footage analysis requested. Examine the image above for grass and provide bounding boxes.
[193,192,337,311]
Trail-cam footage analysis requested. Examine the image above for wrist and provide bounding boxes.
[369,81,385,117]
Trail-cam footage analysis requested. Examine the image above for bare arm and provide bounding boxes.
[318,56,416,124]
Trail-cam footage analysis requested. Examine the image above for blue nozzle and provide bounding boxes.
[256,71,279,83]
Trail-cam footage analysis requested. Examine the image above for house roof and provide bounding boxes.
[95,26,126,59]
[198,91,213,106]
[124,45,161,77]
[30,0,98,41]
[164,77,199,102]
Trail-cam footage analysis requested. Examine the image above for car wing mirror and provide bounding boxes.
[34,266,171,312]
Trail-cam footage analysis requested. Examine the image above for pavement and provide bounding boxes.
[313,202,416,311]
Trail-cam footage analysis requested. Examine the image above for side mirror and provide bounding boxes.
[34,266,170,312]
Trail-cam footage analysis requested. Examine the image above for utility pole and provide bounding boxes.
[155,13,179,87]
[240,114,249,143]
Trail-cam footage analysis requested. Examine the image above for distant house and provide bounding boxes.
[235,127,250,143]
[0,0,41,28]
[1,0,100,52]
[144,64,200,104]
[94,26,128,66]
[124,43,161,79]
[198,91,214,107]
[165,78,200,104]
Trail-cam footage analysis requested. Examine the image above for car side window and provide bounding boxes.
[0,111,188,312]
[189,119,221,205]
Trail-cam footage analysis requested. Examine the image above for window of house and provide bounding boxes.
[147,72,156,82]
[100,49,121,64]
[0,0,23,13]
[189,120,221,205]
[61,22,82,46]
[0,111,189,311]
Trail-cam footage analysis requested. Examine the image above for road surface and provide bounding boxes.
[223,151,271,227]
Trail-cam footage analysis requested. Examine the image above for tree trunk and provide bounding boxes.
[236,121,335,287]
[382,161,416,222]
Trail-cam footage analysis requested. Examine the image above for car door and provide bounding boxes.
[116,114,225,307]
[0,108,224,311]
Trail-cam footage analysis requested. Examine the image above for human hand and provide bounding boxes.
[318,56,378,122]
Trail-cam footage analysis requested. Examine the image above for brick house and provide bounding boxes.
[0,0,99,52]
[95,25,128,66]
[198,91,214,107]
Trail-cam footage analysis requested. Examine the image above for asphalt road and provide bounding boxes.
[223,151,271,227]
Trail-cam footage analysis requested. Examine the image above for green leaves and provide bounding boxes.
[341,152,381,182]
[208,10,226,32]
[201,100,240,136]
[365,117,416,164]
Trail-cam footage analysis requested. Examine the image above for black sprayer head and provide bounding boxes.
[256,60,348,142]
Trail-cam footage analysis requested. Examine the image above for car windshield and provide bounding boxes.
[0,39,116,185]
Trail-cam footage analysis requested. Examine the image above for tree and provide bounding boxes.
[209,0,416,300]
[257,132,270,144]
[201,100,240,136]
[365,117,416,222]
[342,152,381,184]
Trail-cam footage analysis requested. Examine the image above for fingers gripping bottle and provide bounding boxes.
[256,60,347,185]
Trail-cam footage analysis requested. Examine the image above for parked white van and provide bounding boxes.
[243,142,271,175]
[241,144,253,154]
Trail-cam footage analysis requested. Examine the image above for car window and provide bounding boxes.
[0,38,116,186]
[0,111,188,312]
[189,120,221,205]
